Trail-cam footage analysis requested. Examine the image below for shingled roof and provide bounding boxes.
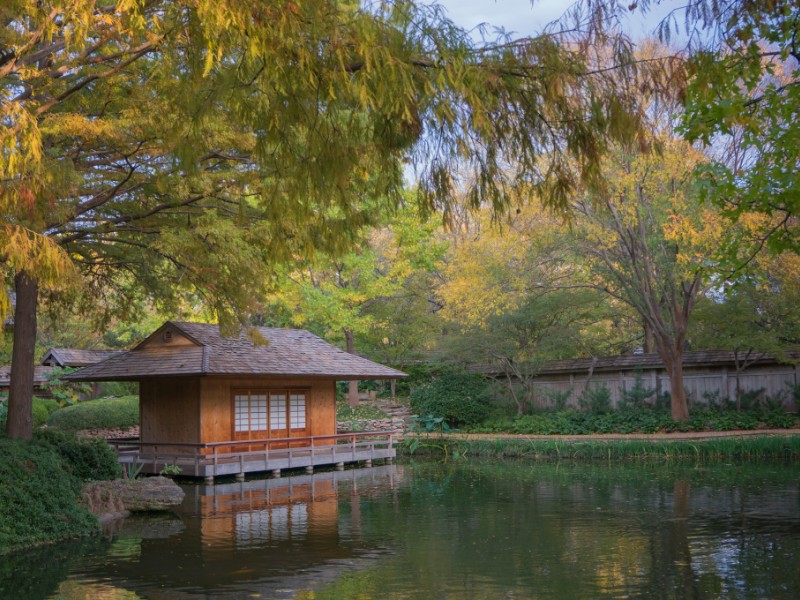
[0,365,52,390]
[41,348,124,368]
[472,350,799,377]
[63,321,407,382]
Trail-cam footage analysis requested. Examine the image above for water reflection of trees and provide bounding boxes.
[320,461,800,599]
[5,461,799,599]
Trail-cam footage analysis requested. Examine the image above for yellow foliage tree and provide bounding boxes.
[569,137,723,420]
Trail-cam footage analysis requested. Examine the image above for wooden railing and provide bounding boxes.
[107,432,395,475]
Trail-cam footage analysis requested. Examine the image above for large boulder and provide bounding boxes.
[82,476,185,523]
[116,476,185,512]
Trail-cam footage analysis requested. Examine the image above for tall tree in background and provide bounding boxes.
[437,200,619,412]
[1,0,656,438]
[271,206,445,407]
[691,252,800,408]
[569,138,721,420]
[632,0,800,253]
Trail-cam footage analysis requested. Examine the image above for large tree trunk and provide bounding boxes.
[6,271,39,440]
[662,349,690,421]
[344,328,359,409]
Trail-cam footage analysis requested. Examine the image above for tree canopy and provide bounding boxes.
[635,0,800,254]
[1,0,653,437]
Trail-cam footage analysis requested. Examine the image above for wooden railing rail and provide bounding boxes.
[107,431,394,458]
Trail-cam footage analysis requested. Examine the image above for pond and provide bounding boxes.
[3,459,799,599]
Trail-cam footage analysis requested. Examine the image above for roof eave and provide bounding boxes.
[64,370,408,382]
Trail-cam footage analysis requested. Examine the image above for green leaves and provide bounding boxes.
[676,0,800,254]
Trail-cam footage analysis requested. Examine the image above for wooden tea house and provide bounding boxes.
[65,321,405,481]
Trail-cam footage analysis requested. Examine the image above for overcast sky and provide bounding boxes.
[432,0,678,42]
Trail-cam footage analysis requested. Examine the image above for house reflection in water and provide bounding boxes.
[190,469,350,551]
[59,466,403,599]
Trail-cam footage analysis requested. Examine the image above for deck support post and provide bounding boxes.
[385,457,393,465]
[272,469,281,478]
[235,473,245,481]
[364,459,372,467]
[205,476,215,485]
[305,466,314,474]
[335,462,345,471]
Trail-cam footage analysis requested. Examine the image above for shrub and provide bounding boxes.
[409,374,491,427]
[759,407,796,428]
[578,385,612,414]
[0,437,99,554]
[540,388,572,411]
[100,380,139,398]
[46,395,139,432]
[34,429,121,482]
[40,367,91,407]
[619,373,655,410]
[32,397,60,427]
[0,397,60,428]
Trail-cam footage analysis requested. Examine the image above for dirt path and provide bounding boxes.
[440,429,800,442]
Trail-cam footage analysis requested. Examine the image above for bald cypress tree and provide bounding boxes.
[1,0,651,438]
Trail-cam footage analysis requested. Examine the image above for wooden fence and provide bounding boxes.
[524,362,799,411]
[472,352,800,412]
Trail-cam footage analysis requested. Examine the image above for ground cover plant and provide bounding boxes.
[468,407,799,436]
[336,401,388,422]
[34,429,121,481]
[46,396,139,432]
[0,437,99,554]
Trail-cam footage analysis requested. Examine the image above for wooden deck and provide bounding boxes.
[107,432,395,481]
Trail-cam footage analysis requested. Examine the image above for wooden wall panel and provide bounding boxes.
[198,377,338,444]
[199,378,232,444]
[529,364,799,411]
[140,377,200,444]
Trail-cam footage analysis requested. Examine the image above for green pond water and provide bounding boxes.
[2,459,799,599]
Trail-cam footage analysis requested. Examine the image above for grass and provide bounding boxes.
[400,434,800,461]
[46,395,139,432]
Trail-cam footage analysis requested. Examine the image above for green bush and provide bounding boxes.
[760,408,796,428]
[100,380,139,398]
[0,396,61,428]
[409,374,491,427]
[578,385,612,414]
[0,437,99,554]
[34,429,121,482]
[46,395,139,432]
[32,397,60,427]
[619,373,655,410]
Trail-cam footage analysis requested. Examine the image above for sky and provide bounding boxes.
[432,0,679,42]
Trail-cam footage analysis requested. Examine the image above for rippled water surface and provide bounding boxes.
[2,460,799,599]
